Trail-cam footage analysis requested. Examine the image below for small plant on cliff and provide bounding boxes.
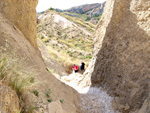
[60,99,64,103]
[47,99,52,103]
[32,90,39,97]
[44,89,52,103]
[30,77,35,83]
[45,89,51,98]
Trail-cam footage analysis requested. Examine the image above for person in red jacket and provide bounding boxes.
[73,64,79,73]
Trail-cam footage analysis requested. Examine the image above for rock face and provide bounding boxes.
[0,1,78,113]
[0,83,20,113]
[86,0,150,112]
[0,0,38,48]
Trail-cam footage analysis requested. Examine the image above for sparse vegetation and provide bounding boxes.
[0,46,38,112]
[32,90,39,97]
[85,16,91,21]
[53,11,96,32]
[30,77,35,83]
[47,99,52,103]
[49,7,54,10]
[60,99,64,103]
[45,89,51,98]
[0,47,37,95]
[44,89,52,103]
[37,11,93,73]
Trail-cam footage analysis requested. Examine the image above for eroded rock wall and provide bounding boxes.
[0,11,78,113]
[86,0,150,112]
[0,0,38,48]
[0,0,79,112]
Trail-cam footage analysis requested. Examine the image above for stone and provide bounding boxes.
[0,84,20,113]
[48,101,66,113]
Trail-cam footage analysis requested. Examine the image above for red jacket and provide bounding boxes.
[73,65,78,71]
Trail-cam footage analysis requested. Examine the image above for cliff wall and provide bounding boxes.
[0,0,78,112]
[86,0,150,112]
[0,0,38,48]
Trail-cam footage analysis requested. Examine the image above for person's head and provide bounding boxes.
[74,64,75,66]
[81,60,83,63]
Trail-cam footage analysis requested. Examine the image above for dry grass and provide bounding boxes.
[55,11,96,33]
[64,61,74,74]
[0,46,37,96]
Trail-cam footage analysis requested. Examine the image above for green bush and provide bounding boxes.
[47,99,52,103]
[86,55,92,59]
[32,90,39,97]
[49,7,54,10]
[85,17,91,21]
[60,99,64,103]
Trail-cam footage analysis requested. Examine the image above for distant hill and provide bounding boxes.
[53,2,106,25]
[65,3,105,15]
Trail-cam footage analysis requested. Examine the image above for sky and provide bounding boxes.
[36,0,106,12]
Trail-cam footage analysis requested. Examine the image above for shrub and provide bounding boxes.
[64,62,74,74]
[85,17,91,21]
[49,7,54,10]
[94,13,100,17]
[32,90,39,97]
[60,99,64,103]
[47,99,52,103]
[86,55,92,59]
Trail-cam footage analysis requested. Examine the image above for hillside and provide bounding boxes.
[65,3,105,15]
[62,2,106,24]
[37,10,94,72]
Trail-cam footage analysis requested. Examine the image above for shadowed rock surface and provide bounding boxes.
[85,0,150,112]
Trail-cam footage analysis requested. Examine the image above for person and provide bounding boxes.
[73,64,79,73]
[80,61,85,74]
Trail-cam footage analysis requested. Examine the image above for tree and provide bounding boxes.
[49,7,54,10]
